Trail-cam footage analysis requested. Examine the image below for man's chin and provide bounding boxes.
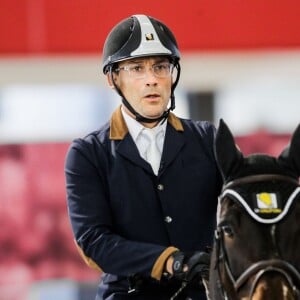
[143,109,166,119]
[144,114,164,121]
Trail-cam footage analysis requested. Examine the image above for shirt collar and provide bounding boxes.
[121,107,167,143]
[109,105,184,140]
[121,107,144,142]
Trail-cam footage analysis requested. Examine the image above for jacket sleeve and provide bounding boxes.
[64,138,178,280]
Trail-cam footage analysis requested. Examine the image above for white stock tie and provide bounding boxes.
[144,128,161,175]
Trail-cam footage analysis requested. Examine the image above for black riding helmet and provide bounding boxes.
[102,14,181,123]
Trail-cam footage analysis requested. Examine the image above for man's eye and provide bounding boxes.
[155,64,167,70]
[130,65,144,72]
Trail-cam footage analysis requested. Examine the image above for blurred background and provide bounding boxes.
[0,1,300,299]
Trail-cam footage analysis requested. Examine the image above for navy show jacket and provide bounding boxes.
[65,107,222,299]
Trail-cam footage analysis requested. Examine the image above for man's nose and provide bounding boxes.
[144,67,158,83]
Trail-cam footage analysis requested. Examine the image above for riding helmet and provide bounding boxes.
[102,14,181,74]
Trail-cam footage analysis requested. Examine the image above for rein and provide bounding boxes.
[214,173,300,299]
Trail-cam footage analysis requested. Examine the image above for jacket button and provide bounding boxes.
[157,184,164,191]
[164,216,172,223]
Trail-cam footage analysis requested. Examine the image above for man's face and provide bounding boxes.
[111,56,174,124]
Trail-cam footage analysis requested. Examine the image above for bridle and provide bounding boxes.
[214,174,300,300]
[215,228,300,299]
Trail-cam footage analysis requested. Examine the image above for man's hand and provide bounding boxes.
[168,251,210,284]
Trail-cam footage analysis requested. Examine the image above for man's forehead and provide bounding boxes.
[119,56,169,65]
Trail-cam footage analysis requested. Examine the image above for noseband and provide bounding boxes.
[215,174,300,299]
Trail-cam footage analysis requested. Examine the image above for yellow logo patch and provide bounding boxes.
[255,192,282,214]
[258,193,273,206]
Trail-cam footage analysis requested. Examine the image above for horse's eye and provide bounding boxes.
[222,225,234,237]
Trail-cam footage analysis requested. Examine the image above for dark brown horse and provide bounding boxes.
[208,120,300,300]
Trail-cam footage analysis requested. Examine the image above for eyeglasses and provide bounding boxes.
[115,62,174,79]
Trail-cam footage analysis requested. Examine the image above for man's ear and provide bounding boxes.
[106,73,115,89]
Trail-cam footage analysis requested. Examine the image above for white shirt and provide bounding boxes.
[121,108,167,173]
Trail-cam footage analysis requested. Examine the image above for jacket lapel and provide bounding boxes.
[115,134,153,173]
[161,124,186,171]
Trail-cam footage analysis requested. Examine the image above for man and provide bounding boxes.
[65,14,222,300]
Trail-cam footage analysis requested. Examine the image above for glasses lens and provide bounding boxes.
[128,65,146,78]
[119,62,174,78]
[153,63,173,78]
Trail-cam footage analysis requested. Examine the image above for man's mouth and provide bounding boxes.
[145,93,160,99]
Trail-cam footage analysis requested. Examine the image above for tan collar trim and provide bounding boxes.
[109,106,184,140]
[168,112,184,132]
[110,106,129,140]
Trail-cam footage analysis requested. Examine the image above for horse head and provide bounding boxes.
[209,119,300,300]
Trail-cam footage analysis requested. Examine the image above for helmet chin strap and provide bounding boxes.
[108,63,181,124]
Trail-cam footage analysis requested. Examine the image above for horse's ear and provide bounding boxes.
[215,119,244,181]
[278,123,300,177]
